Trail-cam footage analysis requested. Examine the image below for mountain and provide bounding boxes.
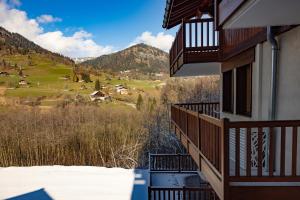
[81,43,169,74]
[0,26,73,65]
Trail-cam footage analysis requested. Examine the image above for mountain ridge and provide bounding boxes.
[81,43,169,74]
[0,26,74,65]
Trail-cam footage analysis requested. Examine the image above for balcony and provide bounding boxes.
[169,18,221,77]
[171,103,300,200]
[148,154,218,200]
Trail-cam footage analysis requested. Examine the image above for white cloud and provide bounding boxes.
[130,31,174,52]
[36,14,62,24]
[0,1,113,58]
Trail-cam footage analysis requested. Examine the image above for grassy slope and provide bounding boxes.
[0,53,163,106]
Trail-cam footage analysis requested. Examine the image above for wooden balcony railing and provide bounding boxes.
[175,102,220,118]
[170,18,220,76]
[171,103,300,199]
[148,185,218,200]
[149,154,198,172]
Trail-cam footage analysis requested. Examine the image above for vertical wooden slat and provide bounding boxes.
[195,22,198,47]
[292,126,298,176]
[246,128,251,176]
[189,22,192,47]
[213,22,215,46]
[206,22,209,46]
[235,128,240,176]
[269,127,275,176]
[280,127,286,176]
[201,22,203,47]
[257,128,263,177]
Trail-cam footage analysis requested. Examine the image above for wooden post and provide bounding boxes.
[221,118,230,200]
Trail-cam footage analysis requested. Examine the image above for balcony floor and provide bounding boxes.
[151,172,205,187]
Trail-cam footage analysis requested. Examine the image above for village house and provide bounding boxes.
[18,80,28,86]
[115,84,128,95]
[147,1,300,200]
[89,91,111,102]
[0,72,9,76]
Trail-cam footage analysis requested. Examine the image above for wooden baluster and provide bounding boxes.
[199,117,202,151]
[201,22,203,47]
[257,128,263,177]
[235,128,240,177]
[189,22,192,47]
[246,128,251,176]
[195,22,198,47]
[207,22,209,47]
[280,127,286,176]
[269,127,275,176]
[158,189,161,200]
[213,22,215,46]
[292,126,298,176]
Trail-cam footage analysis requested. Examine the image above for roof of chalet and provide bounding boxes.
[162,0,213,29]
[90,91,106,96]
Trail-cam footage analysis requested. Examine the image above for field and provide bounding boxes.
[0,53,164,108]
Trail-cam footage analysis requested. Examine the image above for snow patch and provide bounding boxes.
[0,166,148,200]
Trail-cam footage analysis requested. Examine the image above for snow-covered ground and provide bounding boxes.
[0,166,148,200]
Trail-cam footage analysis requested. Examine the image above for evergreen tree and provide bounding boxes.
[95,79,101,91]
[72,71,79,82]
[18,66,23,77]
[136,94,143,111]
[81,73,91,83]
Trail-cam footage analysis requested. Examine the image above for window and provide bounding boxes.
[223,70,233,113]
[236,64,252,117]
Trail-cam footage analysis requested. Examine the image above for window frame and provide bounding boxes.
[222,70,234,113]
[236,63,252,117]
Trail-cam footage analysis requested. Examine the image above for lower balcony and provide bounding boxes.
[148,154,218,200]
[171,103,300,200]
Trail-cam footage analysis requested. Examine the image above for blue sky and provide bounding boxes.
[0,0,176,58]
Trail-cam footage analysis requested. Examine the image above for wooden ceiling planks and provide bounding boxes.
[163,0,212,29]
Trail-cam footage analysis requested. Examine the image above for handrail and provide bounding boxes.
[148,185,218,200]
[149,154,198,172]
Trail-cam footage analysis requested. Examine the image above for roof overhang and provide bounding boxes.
[222,0,300,29]
[163,0,213,29]
[173,62,220,77]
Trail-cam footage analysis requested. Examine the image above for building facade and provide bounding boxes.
[164,0,300,199]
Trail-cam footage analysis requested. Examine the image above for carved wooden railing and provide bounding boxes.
[228,120,300,182]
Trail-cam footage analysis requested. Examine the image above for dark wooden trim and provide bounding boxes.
[222,48,255,72]
[229,186,300,200]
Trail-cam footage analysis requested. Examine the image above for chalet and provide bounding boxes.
[18,80,28,86]
[115,85,128,95]
[89,91,111,102]
[156,0,300,200]
[0,72,9,76]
